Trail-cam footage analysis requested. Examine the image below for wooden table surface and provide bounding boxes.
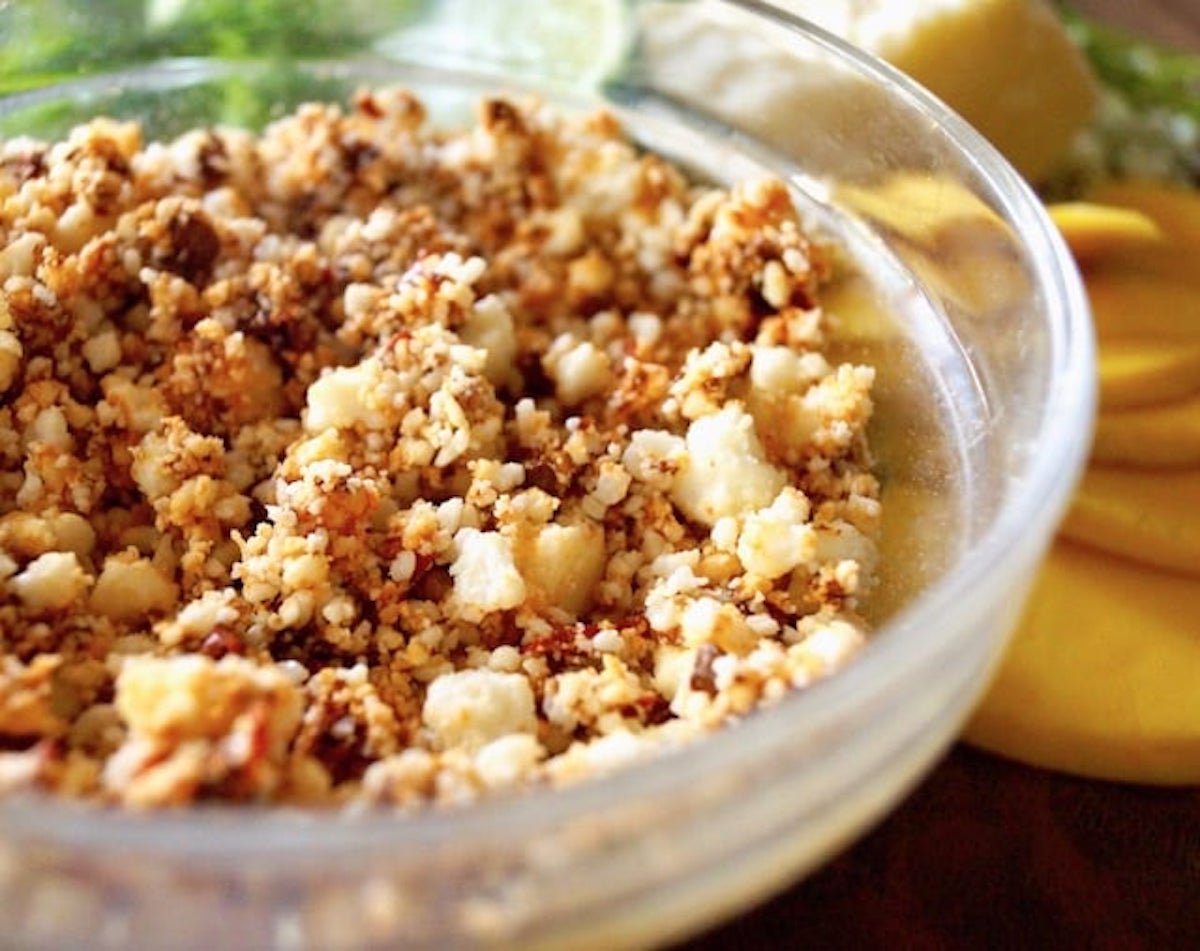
[684,3,1199,948]
[1069,0,1200,51]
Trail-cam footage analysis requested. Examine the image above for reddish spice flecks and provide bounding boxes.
[200,627,245,659]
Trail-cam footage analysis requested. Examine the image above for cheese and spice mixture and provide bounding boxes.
[0,89,879,808]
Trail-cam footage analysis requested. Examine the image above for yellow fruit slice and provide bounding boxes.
[1092,392,1200,468]
[1098,337,1200,410]
[1083,181,1200,288]
[1087,273,1200,341]
[965,539,1200,785]
[1059,467,1200,577]
[1049,202,1163,264]
[838,173,1009,245]
[1089,181,1200,245]
[835,173,1031,317]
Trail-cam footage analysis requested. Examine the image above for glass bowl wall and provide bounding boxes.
[0,2,1094,947]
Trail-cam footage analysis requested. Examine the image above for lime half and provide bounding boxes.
[376,0,633,91]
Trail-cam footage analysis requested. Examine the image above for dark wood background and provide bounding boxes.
[1071,0,1200,49]
[684,3,1200,948]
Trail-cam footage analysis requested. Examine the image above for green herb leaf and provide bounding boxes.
[1059,5,1200,122]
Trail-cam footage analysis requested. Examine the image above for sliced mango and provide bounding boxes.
[837,173,1030,316]
[965,539,1200,785]
[970,182,1200,786]
[1049,202,1163,264]
[1098,337,1200,410]
[838,173,1009,246]
[1088,181,1200,246]
[1059,467,1200,577]
[1087,273,1200,341]
[1092,392,1200,468]
[1082,181,1200,287]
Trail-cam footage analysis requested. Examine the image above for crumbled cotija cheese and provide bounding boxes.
[0,90,879,808]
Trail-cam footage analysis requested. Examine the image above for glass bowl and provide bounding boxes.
[0,2,1094,947]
